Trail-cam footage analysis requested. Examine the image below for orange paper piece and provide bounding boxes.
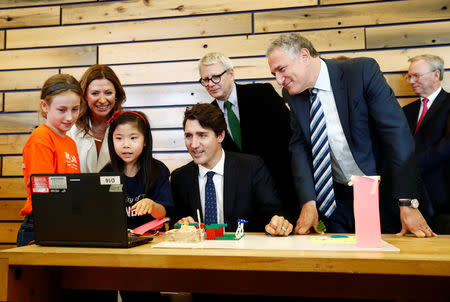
[351,176,382,248]
[133,217,170,235]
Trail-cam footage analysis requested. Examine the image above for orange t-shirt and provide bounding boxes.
[20,124,80,216]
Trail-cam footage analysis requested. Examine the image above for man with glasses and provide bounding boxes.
[197,52,298,222]
[267,33,435,237]
[403,54,450,234]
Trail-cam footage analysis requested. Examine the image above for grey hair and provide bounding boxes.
[409,54,444,81]
[198,52,233,74]
[266,33,319,58]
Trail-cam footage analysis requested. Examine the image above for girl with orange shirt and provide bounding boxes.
[17,74,84,247]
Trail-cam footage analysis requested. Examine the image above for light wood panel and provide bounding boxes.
[321,0,381,4]
[0,200,25,220]
[254,0,450,33]
[140,107,186,129]
[0,178,26,198]
[7,14,252,48]
[0,46,96,70]
[0,0,91,8]
[62,0,316,24]
[2,156,22,176]
[124,84,211,107]
[0,222,21,243]
[99,28,364,64]
[398,98,418,107]
[4,92,41,112]
[0,94,3,112]
[0,135,28,155]
[0,31,4,50]
[0,113,39,133]
[0,6,59,29]
[0,69,58,91]
[153,152,192,172]
[366,21,450,49]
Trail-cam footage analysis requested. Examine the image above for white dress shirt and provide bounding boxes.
[416,87,441,121]
[314,59,364,184]
[198,149,225,224]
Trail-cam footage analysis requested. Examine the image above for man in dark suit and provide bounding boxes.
[197,52,298,222]
[267,33,435,237]
[171,103,293,235]
[403,54,450,234]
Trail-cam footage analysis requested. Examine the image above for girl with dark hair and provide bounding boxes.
[102,110,173,230]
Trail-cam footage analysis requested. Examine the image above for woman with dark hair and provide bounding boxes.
[68,64,126,172]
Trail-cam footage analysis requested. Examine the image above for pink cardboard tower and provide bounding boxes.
[351,176,382,248]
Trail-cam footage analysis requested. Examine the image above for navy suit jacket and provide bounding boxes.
[403,89,450,214]
[171,151,284,232]
[284,57,426,232]
[212,83,298,221]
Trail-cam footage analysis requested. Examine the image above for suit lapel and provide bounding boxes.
[325,59,352,143]
[223,152,237,221]
[405,100,420,134]
[288,90,311,144]
[419,89,448,130]
[187,164,202,218]
[212,99,239,151]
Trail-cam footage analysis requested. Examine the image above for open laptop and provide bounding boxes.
[31,172,152,248]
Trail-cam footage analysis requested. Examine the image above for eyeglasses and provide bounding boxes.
[406,71,434,81]
[199,70,228,86]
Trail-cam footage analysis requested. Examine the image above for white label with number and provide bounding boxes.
[100,176,121,185]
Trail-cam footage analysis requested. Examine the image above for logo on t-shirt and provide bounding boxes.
[64,152,78,170]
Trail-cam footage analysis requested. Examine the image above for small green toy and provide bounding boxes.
[317,220,326,233]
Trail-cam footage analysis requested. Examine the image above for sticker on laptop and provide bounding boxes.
[49,176,67,189]
[109,184,123,192]
[100,176,121,185]
[32,176,49,193]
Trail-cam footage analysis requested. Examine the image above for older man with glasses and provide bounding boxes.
[403,54,450,234]
[197,52,298,222]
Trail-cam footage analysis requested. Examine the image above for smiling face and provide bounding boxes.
[408,59,441,98]
[41,91,81,137]
[268,47,315,96]
[112,122,145,169]
[200,62,234,101]
[184,119,224,170]
[85,78,116,120]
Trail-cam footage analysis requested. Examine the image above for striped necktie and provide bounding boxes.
[204,171,217,225]
[309,88,336,217]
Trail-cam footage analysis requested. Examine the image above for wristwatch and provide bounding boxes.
[398,199,419,209]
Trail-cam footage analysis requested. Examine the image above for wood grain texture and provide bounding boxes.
[99,28,364,64]
[1,156,22,177]
[62,0,316,24]
[0,200,25,220]
[0,178,26,198]
[0,46,96,70]
[0,0,91,9]
[366,21,450,49]
[321,0,382,4]
[7,14,252,48]
[140,107,186,129]
[124,84,211,107]
[0,223,21,243]
[4,92,41,112]
[0,135,28,155]
[0,69,58,91]
[0,6,59,29]
[153,152,192,172]
[255,0,450,32]
[0,31,4,50]
[0,113,40,133]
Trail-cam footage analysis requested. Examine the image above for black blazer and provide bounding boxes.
[171,151,284,232]
[212,83,299,221]
[403,89,450,214]
[284,57,425,233]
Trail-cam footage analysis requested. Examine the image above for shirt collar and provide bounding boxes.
[198,148,225,177]
[313,59,332,93]
[421,86,442,103]
[216,84,237,110]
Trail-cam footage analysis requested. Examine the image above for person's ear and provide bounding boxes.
[40,100,48,113]
[217,130,225,143]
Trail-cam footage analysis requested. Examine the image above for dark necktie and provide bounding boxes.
[224,101,242,150]
[309,88,336,217]
[204,171,217,225]
[414,98,429,135]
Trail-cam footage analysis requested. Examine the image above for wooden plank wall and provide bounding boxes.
[0,0,449,248]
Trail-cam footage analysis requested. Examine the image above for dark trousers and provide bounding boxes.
[322,182,355,233]
[17,214,35,247]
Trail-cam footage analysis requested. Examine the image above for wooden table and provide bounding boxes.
[1,234,450,301]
